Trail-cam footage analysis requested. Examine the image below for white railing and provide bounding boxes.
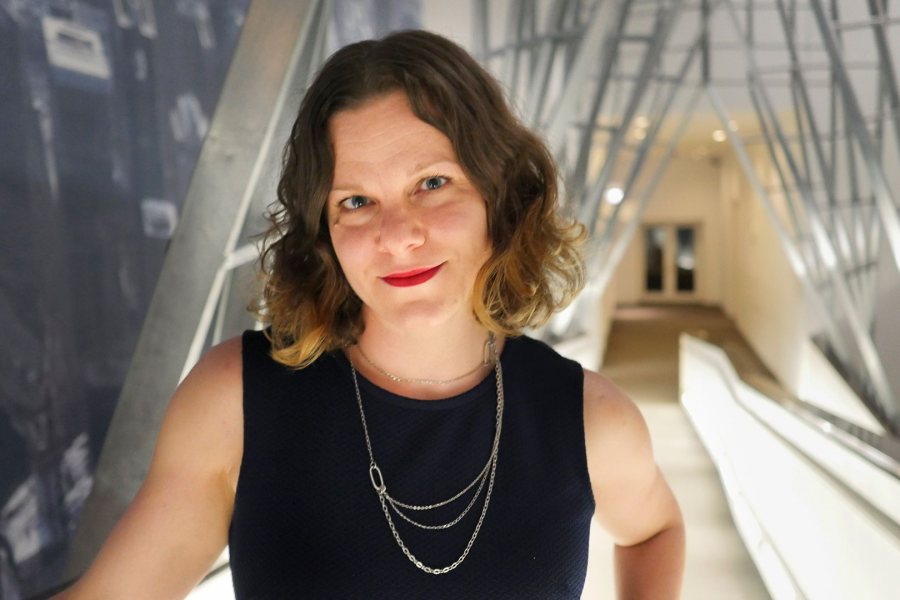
[679,333,900,600]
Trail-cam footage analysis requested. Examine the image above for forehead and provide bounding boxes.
[328,91,457,169]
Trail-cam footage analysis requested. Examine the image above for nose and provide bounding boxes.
[377,203,426,255]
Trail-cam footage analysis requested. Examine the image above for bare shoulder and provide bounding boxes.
[581,367,682,546]
[581,369,653,488]
[179,335,244,493]
[582,368,641,428]
[55,336,245,598]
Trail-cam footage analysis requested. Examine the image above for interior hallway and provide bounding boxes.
[580,304,771,600]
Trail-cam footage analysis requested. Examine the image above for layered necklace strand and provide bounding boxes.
[347,332,504,575]
[356,334,495,385]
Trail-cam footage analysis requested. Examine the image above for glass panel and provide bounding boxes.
[676,226,695,292]
[645,226,665,292]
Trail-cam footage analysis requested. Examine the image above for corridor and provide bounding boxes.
[581,304,771,599]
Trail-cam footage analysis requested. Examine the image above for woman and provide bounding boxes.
[57,30,684,599]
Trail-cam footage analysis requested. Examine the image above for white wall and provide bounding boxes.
[718,148,808,394]
[615,154,725,306]
[718,147,884,432]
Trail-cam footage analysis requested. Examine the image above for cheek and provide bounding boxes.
[329,226,369,280]
[327,226,351,270]
[467,206,491,251]
[438,199,488,234]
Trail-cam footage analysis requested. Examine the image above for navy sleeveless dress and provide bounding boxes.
[228,328,595,599]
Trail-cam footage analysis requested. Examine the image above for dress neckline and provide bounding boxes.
[331,336,515,411]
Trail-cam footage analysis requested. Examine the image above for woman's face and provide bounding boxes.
[325,90,492,332]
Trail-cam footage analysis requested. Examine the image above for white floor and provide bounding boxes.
[580,402,771,600]
[580,305,770,599]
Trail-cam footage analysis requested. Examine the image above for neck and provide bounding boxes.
[345,315,505,400]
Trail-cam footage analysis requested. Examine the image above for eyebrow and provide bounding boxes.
[330,159,459,194]
[408,158,457,176]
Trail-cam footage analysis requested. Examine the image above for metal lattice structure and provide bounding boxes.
[470,0,900,432]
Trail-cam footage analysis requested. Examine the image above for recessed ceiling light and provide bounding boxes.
[712,129,727,142]
[605,187,625,205]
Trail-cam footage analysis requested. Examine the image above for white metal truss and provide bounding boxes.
[473,0,900,431]
[703,0,900,428]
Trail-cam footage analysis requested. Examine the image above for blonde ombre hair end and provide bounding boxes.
[247,30,588,370]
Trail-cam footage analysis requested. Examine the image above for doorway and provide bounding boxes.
[642,223,699,302]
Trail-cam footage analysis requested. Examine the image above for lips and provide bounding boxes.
[381,263,444,287]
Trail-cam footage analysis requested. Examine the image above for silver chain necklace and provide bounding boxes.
[347,332,504,575]
[355,335,495,385]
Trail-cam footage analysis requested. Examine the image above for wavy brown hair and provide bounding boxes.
[248,29,587,369]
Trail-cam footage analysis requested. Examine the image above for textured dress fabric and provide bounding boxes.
[229,328,596,599]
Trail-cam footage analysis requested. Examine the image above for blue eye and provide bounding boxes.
[421,176,448,191]
[340,195,369,210]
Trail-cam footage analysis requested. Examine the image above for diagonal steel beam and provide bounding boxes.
[774,0,863,298]
[747,86,825,292]
[501,0,541,104]
[753,75,897,422]
[707,85,858,373]
[568,0,633,194]
[548,83,704,340]
[725,1,844,295]
[500,0,526,94]
[807,0,900,277]
[588,30,703,266]
[590,86,704,310]
[472,0,489,62]
[578,2,685,236]
[525,0,574,127]
[866,0,900,160]
[63,0,324,579]
[184,0,333,378]
[722,0,897,423]
[541,0,627,156]
[548,36,702,338]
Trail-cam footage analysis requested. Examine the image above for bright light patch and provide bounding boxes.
[605,187,624,205]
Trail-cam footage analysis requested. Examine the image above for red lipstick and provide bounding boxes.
[382,263,443,287]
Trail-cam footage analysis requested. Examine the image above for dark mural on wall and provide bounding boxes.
[0,0,421,598]
[0,1,250,597]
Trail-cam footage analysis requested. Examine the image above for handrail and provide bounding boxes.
[748,373,900,480]
[682,333,900,540]
[685,329,900,481]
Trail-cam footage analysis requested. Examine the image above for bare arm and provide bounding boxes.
[53,336,244,600]
[583,368,686,600]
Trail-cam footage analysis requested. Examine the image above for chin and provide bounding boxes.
[373,297,466,331]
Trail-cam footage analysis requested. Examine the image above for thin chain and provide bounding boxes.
[384,451,491,530]
[355,334,494,385]
[348,333,504,575]
[388,455,492,511]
